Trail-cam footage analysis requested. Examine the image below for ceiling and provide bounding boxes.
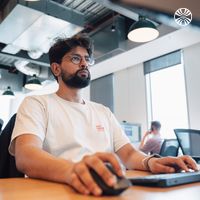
[120,0,200,24]
[0,0,199,92]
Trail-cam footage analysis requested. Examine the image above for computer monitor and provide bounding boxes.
[120,121,141,143]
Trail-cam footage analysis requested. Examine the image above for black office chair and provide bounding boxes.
[174,129,200,163]
[0,118,4,134]
[159,139,179,157]
[0,114,24,178]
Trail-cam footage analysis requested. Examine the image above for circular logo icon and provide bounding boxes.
[174,8,192,26]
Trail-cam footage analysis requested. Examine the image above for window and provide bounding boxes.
[145,52,188,138]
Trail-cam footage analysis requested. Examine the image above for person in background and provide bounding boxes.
[139,121,163,155]
[9,35,198,196]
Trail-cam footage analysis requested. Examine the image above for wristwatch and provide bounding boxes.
[142,154,162,171]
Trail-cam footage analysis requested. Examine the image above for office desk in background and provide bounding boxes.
[0,171,200,200]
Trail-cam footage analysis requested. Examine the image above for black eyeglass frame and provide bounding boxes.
[63,54,95,66]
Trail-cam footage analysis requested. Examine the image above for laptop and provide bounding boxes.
[129,171,200,187]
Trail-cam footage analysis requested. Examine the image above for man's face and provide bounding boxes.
[59,46,91,88]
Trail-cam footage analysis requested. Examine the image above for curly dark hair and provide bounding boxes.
[48,34,94,81]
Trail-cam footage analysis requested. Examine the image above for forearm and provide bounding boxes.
[17,147,73,183]
[125,150,148,170]
[16,145,74,184]
[117,143,148,171]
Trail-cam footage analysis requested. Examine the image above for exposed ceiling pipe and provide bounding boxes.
[14,60,41,77]
[14,59,50,79]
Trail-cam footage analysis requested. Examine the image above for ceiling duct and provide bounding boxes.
[14,60,40,77]
[91,15,128,63]
[27,50,43,59]
[14,60,50,79]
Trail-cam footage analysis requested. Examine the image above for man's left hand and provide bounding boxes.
[148,155,198,173]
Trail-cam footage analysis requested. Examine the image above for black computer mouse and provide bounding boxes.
[89,163,131,196]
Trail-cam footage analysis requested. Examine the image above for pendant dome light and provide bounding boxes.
[2,86,15,99]
[25,74,42,90]
[128,16,159,43]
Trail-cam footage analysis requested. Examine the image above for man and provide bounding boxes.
[9,34,197,196]
[139,121,162,154]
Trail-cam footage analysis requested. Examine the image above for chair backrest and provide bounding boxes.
[159,139,179,157]
[0,118,4,133]
[174,129,200,157]
[0,114,24,178]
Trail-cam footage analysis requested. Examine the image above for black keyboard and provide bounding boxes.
[129,171,200,187]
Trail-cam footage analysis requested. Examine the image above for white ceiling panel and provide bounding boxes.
[13,14,73,51]
[1,44,21,54]
[0,5,43,44]
[0,4,83,55]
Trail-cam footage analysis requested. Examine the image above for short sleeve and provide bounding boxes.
[106,108,130,152]
[9,96,47,156]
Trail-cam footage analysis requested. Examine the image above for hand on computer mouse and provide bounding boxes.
[67,152,125,196]
[89,163,131,196]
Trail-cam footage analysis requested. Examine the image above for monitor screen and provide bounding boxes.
[121,122,141,143]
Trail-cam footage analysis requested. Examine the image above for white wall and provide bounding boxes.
[183,42,200,129]
[113,42,200,134]
[114,63,148,133]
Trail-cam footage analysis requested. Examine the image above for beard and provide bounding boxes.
[61,68,91,89]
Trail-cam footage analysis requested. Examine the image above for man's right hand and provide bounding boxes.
[144,130,151,137]
[66,152,123,196]
[15,135,123,196]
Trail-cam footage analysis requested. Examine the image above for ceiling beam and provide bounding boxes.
[0,44,49,68]
[93,0,200,28]
[120,0,200,21]
[92,0,138,21]
[0,52,49,67]
[18,0,85,26]
[0,42,49,67]
[92,0,164,28]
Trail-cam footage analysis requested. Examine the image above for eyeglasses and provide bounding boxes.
[64,54,95,66]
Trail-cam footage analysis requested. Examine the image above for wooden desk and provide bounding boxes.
[0,171,200,200]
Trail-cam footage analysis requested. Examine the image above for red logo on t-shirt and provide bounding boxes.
[96,125,104,132]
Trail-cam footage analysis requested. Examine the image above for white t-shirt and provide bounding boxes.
[9,93,130,162]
